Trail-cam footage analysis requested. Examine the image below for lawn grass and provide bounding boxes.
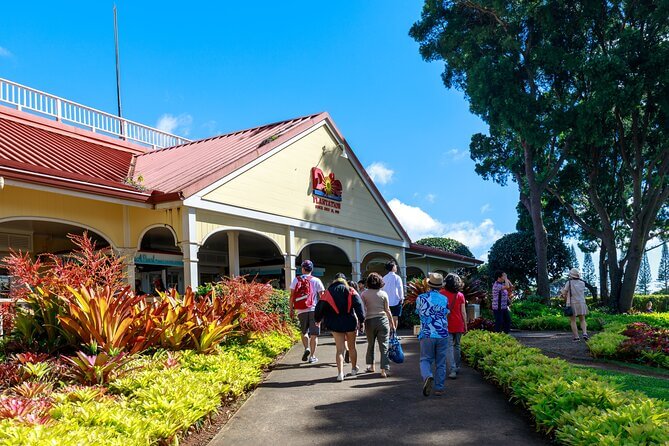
[581,366,669,401]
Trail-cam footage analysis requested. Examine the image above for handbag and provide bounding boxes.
[388,333,404,364]
[563,281,574,317]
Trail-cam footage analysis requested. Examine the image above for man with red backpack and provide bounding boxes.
[290,260,325,363]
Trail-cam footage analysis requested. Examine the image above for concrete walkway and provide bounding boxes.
[209,332,549,446]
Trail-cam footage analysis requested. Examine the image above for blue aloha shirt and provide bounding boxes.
[415,289,450,339]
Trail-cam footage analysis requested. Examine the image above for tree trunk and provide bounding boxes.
[598,244,609,304]
[528,191,550,300]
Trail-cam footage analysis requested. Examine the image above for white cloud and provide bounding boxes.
[0,46,12,58]
[480,203,491,213]
[388,198,504,258]
[425,193,436,204]
[366,162,394,185]
[442,149,467,163]
[156,113,193,136]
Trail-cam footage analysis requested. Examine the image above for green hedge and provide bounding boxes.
[633,294,669,312]
[461,331,669,445]
[0,331,295,445]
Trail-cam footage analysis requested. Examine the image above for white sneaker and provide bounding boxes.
[337,373,345,382]
[308,356,319,364]
[350,366,359,376]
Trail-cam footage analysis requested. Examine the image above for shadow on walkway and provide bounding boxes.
[209,332,549,446]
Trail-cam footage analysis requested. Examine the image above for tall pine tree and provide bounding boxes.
[583,253,596,296]
[569,246,580,269]
[636,252,652,295]
[658,243,669,293]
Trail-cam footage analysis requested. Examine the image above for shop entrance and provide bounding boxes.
[136,226,183,295]
[297,243,351,286]
[361,251,395,280]
[0,219,111,298]
[198,231,284,287]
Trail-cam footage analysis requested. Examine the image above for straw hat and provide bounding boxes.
[427,272,444,288]
[568,268,581,279]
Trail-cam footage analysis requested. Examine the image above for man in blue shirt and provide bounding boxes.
[415,272,450,397]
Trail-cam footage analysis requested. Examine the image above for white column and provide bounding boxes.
[352,238,361,282]
[399,247,408,287]
[181,207,199,290]
[284,226,296,290]
[227,230,240,277]
[116,248,137,289]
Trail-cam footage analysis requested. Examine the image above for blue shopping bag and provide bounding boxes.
[388,334,404,364]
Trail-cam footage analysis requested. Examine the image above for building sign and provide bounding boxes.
[134,252,184,267]
[311,167,342,214]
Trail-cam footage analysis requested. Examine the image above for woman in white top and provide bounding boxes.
[561,268,590,342]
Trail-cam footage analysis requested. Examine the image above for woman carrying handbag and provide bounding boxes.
[561,268,590,342]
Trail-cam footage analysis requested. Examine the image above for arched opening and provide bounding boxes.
[297,243,351,286]
[136,226,183,295]
[199,230,284,288]
[406,266,425,281]
[361,251,395,280]
[0,219,111,297]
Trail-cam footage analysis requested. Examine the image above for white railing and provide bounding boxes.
[0,78,191,149]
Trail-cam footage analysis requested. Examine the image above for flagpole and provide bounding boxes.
[113,4,123,124]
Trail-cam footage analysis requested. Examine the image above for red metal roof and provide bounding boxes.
[134,113,325,198]
[0,106,150,201]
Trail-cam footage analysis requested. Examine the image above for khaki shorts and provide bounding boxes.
[298,311,320,336]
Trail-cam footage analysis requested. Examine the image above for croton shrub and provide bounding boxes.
[588,322,669,369]
[462,331,669,445]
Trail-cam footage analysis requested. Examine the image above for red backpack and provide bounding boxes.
[292,275,314,310]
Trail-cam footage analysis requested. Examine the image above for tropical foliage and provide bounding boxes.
[462,331,669,445]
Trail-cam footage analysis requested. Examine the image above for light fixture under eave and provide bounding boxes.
[0,176,4,190]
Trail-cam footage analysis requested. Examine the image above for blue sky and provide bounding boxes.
[0,1,663,282]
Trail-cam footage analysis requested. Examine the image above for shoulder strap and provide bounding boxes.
[320,290,339,314]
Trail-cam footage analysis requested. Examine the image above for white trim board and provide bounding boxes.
[183,196,408,248]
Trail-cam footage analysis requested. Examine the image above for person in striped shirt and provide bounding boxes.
[491,270,513,333]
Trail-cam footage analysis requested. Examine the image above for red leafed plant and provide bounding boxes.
[468,317,495,332]
[57,285,152,354]
[214,277,290,334]
[0,396,53,425]
[617,322,669,368]
[61,351,133,385]
[0,363,21,391]
[1,233,129,352]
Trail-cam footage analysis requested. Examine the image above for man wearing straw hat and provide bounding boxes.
[415,272,451,397]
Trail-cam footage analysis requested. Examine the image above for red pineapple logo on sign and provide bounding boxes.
[311,167,343,201]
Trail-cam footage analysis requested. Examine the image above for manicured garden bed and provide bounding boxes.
[0,332,294,445]
[0,234,297,445]
[461,331,669,445]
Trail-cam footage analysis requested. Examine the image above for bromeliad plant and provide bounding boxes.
[61,351,133,386]
[57,285,153,355]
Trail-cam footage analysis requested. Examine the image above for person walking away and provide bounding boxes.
[491,271,512,334]
[343,280,364,362]
[315,273,365,381]
[382,261,404,333]
[440,273,467,378]
[360,272,396,378]
[290,260,325,363]
[416,273,450,397]
[561,268,592,342]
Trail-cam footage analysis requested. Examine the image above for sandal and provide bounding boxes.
[380,370,389,378]
[572,337,580,342]
[582,334,590,341]
[365,366,375,373]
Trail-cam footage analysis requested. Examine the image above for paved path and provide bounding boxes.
[209,332,549,446]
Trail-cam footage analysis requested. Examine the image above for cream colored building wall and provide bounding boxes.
[405,257,459,275]
[196,209,286,253]
[0,185,181,250]
[359,241,401,264]
[293,229,355,261]
[202,126,403,241]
